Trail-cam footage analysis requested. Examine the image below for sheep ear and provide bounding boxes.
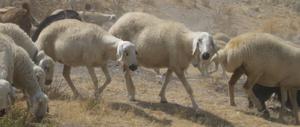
[192,39,199,55]
[117,43,124,61]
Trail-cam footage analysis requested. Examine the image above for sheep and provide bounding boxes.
[211,32,300,124]
[36,19,138,99]
[0,3,38,36]
[50,9,116,27]
[31,9,81,42]
[193,32,230,76]
[193,39,227,77]
[0,23,55,85]
[0,79,15,117]
[213,32,231,43]
[109,12,215,110]
[0,33,48,121]
[78,11,116,26]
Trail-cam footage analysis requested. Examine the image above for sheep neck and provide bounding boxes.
[102,35,122,61]
[13,48,41,96]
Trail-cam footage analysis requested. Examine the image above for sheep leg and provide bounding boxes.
[63,65,81,98]
[159,69,173,103]
[86,67,100,98]
[228,67,244,106]
[174,69,199,110]
[244,74,263,111]
[98,66,112,96]
[279,87,288,121]
[124,67,136,101]
[288,89,299,124]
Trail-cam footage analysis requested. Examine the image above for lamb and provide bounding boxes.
[0,33,48,121]
[35,19,138,98]
[31,9,81,42]
[211,32,300,124]
[0,79,15,117]
[109,12,215,110]
[0,23,54,85]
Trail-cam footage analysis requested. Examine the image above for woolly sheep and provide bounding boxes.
[0,79,15,117]
[109,12,215,110]
[51,9,116,27]
[0,33,48,121]
[211,32,300,124]
[0,23,54,85]
[0,3,38,35]
[32,9,81,42]
[193,32,230,76]
[36,19,138,98]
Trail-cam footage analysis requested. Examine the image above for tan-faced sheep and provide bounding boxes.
[0,33,48,121]
[109,12,215,110]
[0,23,54,85]
[211,32,300,124]
[36,19,138,99]
[0,3,38,36]
[0,79,15,117]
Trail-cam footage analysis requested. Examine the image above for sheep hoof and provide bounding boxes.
[128,96,136,101]
[160,99,168,103]
[74,94,83,100]
[230,102,236,106]
[261,110,270,118]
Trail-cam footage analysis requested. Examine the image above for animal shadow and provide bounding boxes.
[109,102,172,126]
[135,100,234,127]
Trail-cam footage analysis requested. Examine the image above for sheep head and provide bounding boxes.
[29,91,48,122]
[192,32,216,66]
[36,51,54,85]
[117,41,138,71]
[0,79,14,117]
[33,65,46,89]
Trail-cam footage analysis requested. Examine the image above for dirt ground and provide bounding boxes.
[1,0,300,127]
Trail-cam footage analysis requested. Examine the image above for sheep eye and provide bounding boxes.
[44,67,49,72]
[125,52,129,56]
[198,39,202,43]
[135,51,138,55]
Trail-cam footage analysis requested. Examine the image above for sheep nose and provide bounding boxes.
[129,64,138,71]
[45,80,52,85]
[36,116,44,123]
[202,52,210,60]
[0,109,7,117]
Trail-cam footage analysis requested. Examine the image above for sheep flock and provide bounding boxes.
[0,1,300,126]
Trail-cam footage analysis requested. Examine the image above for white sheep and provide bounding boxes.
[36,19,138,99]
[0,79,15,116]
[109,12,215,110]
[0,23,54,85]
[211,32,300,124]
[192,32,230,77]
[0,33,48,121]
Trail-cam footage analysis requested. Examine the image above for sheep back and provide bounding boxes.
[221,32,300,86]
[0,23,38,59]
[36,19,112,66]
[109,12,162,42]
[135,21,193,69]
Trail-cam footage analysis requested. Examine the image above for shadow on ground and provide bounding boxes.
[135,100,234,127]
[237,108,295,125]
[109,102,172,126]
